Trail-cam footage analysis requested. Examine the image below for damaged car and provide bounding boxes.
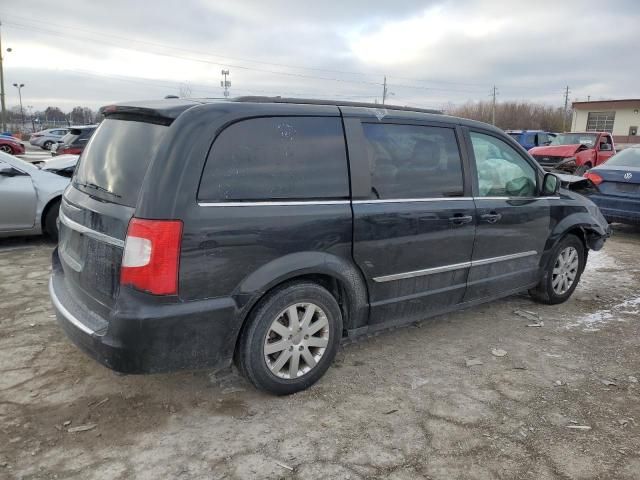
[0,150,69,240]
[50,97,611,395]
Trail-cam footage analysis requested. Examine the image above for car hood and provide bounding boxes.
[41,154,79,171]
[529,144,586,157]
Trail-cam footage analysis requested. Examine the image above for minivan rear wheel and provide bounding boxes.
[237,281,342,395]
[529,234,585,305]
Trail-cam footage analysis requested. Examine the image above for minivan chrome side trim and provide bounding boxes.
[373,261,472,282]
[372,250,538,283]
[353,197,473,204]
[59,211,125,248]
[198,200,351,207]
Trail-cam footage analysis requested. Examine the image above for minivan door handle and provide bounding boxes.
[448,214,473,225]
[480,212,502,224]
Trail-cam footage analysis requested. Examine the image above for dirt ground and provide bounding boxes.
[1,226,640,480]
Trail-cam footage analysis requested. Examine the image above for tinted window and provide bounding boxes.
[524,133,536,145]
[470,131,537,197]
[362,123,464,199]
[199,117,348,201]
[74,118,168,207]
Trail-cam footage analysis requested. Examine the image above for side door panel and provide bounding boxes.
[596,134,615,166]
[463,128,551,301]
[343,112,476,328]
[0,167,37,231]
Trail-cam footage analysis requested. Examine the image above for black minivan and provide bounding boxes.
[50,97,609,394]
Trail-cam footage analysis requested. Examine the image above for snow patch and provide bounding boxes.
[567,296,640,331]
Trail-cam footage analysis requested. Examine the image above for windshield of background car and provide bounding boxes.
[60,130,81,145]
[603,148,640,167]
[550,133,598,146]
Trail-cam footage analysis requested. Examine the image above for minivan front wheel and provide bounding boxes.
[237,281,343,395]
[530,234,585,305]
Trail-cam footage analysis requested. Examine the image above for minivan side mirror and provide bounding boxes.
[599,143,612,151]
[542,172,560,196]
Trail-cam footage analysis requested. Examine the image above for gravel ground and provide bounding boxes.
[1,226,639,480]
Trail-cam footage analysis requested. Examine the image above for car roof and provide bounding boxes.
[100,96,512,135]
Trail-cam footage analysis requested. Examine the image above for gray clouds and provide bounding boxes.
[0,0,636,111]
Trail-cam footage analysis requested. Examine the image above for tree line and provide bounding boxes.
[444,100,572,132]
[5,105,101,132]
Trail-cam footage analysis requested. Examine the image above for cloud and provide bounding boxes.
[0,0,636,112]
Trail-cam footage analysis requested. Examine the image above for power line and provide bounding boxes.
[3,18,572,97]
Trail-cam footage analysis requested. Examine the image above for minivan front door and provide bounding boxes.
[464,129,551,301]
[344,116,476,329]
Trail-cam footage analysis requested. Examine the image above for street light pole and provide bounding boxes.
[0,20,7,132]
[13,83,24,130]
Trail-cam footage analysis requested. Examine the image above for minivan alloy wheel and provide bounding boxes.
[264,302,330,379]
[0,144,12,154]
[552,246,579,295]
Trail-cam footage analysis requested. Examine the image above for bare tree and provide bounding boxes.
[446,101,572,132]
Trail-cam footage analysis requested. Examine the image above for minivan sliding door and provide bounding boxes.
[345,116,475,329]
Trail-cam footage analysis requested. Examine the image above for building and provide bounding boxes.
[571,99,640,145]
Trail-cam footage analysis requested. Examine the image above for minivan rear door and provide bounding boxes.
[57,117,169,318]
[344,110,476,328]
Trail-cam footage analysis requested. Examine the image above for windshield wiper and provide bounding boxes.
[75,181,122,198]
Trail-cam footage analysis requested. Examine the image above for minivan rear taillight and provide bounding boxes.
[120,218,183,295]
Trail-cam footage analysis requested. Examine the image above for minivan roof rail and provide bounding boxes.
[232,96,442,115]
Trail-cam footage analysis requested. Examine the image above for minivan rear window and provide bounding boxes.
[73,118,167,207]
[198,116,349,201]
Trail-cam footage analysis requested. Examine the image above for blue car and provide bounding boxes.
[585,145,640,224]
[506,130,556,150]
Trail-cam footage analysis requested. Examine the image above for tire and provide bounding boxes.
[43,140,53,150]
[44,199,61,241]
[574,163,592,176]
[0,144,14,155]
[529,234,585,305]
[237,281,343,395]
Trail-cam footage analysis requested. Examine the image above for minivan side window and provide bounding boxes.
[470,131,537,198]
[198,117,349,201]
[361,123,464,199]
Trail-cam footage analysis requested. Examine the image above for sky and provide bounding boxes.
[0,0,637,112]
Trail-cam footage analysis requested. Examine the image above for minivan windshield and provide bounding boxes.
[73,118,168,207]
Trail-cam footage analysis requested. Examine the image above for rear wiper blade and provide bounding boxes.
[75,181,121,198]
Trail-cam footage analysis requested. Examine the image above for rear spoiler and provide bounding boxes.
[99,99,204,124]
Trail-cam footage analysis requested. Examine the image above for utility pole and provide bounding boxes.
[562,85,571,132]
[491,85,498,126]
[220,70,231,98]
[382,76,388,105]
[0,20,7,132]
[13,83,24,130]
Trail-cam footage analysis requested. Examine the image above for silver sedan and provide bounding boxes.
[0,151,70,240]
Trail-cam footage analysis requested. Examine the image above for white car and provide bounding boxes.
[30,128,69,150]
[39,154,79,178]
[0,151,70,239]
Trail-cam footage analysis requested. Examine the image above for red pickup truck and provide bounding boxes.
[529,131,615,175]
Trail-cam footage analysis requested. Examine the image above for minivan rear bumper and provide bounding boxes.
[50,248,241,374]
